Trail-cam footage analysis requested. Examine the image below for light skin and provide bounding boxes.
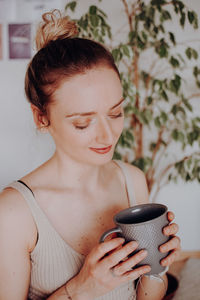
[0,66,180,300]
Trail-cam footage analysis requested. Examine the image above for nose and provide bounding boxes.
[96,116,113,145]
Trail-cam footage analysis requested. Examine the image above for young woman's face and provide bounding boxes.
[47,66,124,165]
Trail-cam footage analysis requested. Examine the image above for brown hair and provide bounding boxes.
[25,9,120,118]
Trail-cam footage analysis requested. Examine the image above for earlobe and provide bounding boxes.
[30,104,49,130]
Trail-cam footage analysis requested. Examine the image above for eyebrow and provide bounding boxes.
[65,97,125,119]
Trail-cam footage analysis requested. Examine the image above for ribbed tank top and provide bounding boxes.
[6,160,136,300]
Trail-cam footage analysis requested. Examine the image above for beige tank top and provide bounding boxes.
[6,160,136,300]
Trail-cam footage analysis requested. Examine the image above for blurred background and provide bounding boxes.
[0,0,199,252]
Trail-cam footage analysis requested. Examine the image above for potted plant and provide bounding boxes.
[65,0,200,203]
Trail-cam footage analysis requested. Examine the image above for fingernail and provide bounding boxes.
[130,241,138,247]
[145,266,151,272]
[165,228,170,235]
[141,250,148,256]
[119,238,125,243]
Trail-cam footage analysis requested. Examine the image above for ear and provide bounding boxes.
[31,104,49,130]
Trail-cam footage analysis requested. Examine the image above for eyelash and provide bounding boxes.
[74,112,123,130]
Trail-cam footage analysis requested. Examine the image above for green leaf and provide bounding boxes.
[192,49,198,59]
[158,44,168,57]
[185,47,192,59]
[169,32,176,45]
[113,151,122,160]
[185,47,198,60]
[170,56,180,68]
[154,116,161,128]
[160,111,168,123]
[177,131,185,143]
[65,1,77,12]
[180,12,186,27]
[122,45,130,57]
[172,129,178,141]
[162,10,171,21]
[142,31,148,42]
[125,130,134,142]
[193,66,199,77]
[89,5,97,15]
[147,96,153,105]
[132,157,152,173]
[182,98,193,112]
[187,131,199,145]
[112,48,121,62]
[90,14,99,27]
[188,11,195,24]
[149,142,156,151]
[170,75,181,94]
[137,35,145,49]
[161,90,168,101]
[129,31,136,43]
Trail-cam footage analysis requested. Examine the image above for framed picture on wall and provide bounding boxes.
[8,23,31,59]
[0,24,2,60]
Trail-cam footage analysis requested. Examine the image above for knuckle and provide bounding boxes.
[115,263,125,274]
[133,250,146,263]
[89,265,101,280]
[107,254,116,265]
[172,223,179,233]
[173,236,181,246]
[96,243,105,257]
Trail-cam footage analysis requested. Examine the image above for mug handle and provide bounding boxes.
[99,227,122,243]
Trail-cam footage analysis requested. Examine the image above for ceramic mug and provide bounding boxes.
[100,203,169,275]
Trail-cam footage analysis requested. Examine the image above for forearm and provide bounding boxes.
[136,273,168,300]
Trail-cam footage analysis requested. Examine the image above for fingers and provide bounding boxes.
[102,241,139,269]
[161,248,181,266]
[167,211,175,222]
[160,235,181,267]
[121,265,151,282]
[160,235,181,253]
[89,238,125,263]
[163,222,179,236]
[113,249,148,276]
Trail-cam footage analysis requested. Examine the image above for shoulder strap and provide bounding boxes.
[113,160,136,206]
[5,181,47,228]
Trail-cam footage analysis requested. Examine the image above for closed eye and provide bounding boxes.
[108,112,123,119]
[74,124,89,130]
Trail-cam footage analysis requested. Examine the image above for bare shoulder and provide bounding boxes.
[0,187,37,252]
[120,161,149,205]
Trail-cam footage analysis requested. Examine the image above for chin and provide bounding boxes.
[89,153,114,166]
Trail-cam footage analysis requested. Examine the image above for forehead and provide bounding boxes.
[52,67,122,113]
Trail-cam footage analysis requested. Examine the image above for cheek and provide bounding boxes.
[112,118,124,137]
[71,129,95,146]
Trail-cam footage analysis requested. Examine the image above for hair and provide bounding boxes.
[25,9,120,119]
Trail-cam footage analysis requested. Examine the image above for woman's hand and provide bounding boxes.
[159,211,181,268]
[67,238,151,300]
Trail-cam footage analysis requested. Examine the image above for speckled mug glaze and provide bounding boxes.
[100,203,169,275]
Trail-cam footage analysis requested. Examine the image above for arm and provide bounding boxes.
[47,238,151,300]
[0,189,35,300]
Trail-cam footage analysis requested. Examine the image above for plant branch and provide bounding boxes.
[151,151,200,201]
[121,0,133,31]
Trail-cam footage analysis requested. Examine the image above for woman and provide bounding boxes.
[0,10,180,300]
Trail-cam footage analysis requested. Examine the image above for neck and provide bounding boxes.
[47,151,105,190]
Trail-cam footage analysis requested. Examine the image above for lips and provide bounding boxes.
[89,145,112,154]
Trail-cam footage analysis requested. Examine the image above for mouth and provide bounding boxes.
[89,145,112,154]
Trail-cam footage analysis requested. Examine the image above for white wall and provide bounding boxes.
[0,0,199,251]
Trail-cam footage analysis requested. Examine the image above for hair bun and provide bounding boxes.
[35,9,78,51]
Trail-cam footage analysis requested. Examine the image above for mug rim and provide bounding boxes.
[114,203,168,226]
